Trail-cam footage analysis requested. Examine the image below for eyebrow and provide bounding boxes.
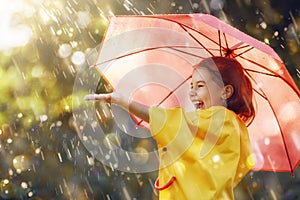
[190,80,206,85]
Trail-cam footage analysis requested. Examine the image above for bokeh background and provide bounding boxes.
[0,0,300,199]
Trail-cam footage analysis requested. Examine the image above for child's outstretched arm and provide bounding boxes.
[84,92,150,123]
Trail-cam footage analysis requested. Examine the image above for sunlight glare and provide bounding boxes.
[0,0,33,50]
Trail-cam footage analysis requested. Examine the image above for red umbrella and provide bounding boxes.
[92,14,300,173]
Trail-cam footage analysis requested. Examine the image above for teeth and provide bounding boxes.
[193,101,204,109]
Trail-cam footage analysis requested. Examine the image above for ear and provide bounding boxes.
[222,85,234,100]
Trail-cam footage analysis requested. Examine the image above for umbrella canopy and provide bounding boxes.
[93,14,300,173]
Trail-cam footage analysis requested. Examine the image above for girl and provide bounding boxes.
[85,56,255,200]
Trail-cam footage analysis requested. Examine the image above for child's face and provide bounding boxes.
[189,67,224,110]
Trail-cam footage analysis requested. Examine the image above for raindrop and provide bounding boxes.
[12,154,32,172]
[212,154,220,163]
[264,137,270,146]
[70,41,78,48]
[71,51,85,66]
[82,135,88,141]
[264,38,270,44]
[31,65,44,78]
[210,0,224,10]
[132,147,149,164]
[103,133,121,150]
[256,82,263,89]
[8,169,13,176]
[27,191,34,198]
[65,105,70,111]
[113,163,118,169]
[58,43,72,58]
[108,10,115,17]
[49,123,55,130]
[3,179,9,185]
[278,101,299,123]
[35,147,41,154]
[39,114,48,122]
[56,121,63,127]
[17,113,23,118]
[260,22,267,29]
[77,11,91,28]
[7,138,13,144]
[106,194,112,200]
[87,156,95,166]
[192,3,199,9]
[238,173,244,178]
[56,29,63,35]
[57,152,63,162]
[252,181,258,188]
[246,154,255,168]
[39,9,50,23]
[123,2,131,11]
[21,182,28,189]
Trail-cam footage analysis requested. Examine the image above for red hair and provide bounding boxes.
[196,56,255,124]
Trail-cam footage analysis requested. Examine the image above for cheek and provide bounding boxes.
[193,89,209,99]
[188,91,193,100]
[208,87,223,102]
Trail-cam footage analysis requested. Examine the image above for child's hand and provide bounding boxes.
[84,92,149,123]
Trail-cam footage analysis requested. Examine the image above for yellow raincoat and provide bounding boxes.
[149,106,253,200]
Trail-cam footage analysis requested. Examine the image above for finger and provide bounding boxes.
[84,94,112,102]
[84,94,103,101]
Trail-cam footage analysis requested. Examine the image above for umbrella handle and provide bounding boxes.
[154,176,176,190]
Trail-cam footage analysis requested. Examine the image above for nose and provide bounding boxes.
[189,90,196,97]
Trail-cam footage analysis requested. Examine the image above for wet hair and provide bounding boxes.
[194,56,255,124]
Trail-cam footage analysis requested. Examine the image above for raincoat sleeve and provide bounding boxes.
[149,106,253,200]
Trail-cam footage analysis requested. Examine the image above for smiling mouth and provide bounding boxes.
[192,101,204,110]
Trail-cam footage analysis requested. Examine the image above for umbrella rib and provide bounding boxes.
[179,23,227,53]
[169,47,207,59]
[156,75,192,106]
[94,45,206,66]
[233,46,255,58]
[239,55,300,97]
[223,32,230,50]
[218,30,222,56]
[233,44,252,50]
[244,71,268,100]
[244,68,279,77]
[136,75,192,126]
[245,70,294,173]
[94,45,221,67]
[252,88,268,100]
[219,31,252,58]
[179,24,215,57]
[94,46,166,66]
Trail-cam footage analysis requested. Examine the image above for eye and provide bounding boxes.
[197,83,204,88]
